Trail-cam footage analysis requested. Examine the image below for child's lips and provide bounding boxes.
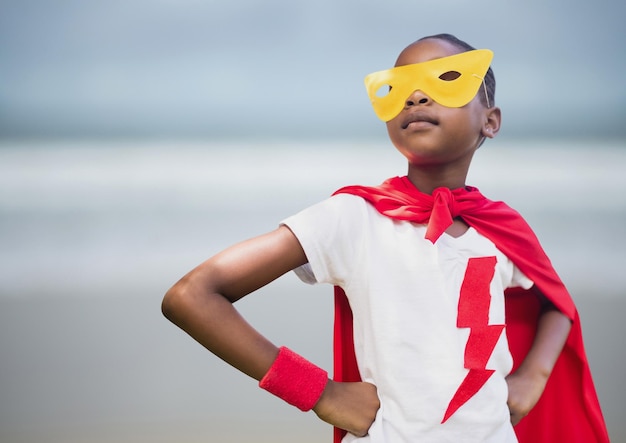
[401,111,439,129]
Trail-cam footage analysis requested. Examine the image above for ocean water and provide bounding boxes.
[1,138,625,300]
[0,138,625,442]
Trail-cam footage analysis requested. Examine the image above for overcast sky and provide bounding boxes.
[1,0,624,140]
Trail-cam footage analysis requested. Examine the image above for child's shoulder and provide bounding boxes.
[314,192,373,212]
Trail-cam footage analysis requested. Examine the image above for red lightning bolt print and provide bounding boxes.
[442,256,504,423]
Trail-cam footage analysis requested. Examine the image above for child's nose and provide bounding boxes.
[405,90,431,107]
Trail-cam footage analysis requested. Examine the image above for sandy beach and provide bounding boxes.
[0,287,623,442]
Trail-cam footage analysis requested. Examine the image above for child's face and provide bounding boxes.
[385,38,495,168]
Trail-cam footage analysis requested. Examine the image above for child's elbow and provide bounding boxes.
[161,280,190,324]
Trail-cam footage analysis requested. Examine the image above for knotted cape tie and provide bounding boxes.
[426,187,458,242]
[334,176,478,243]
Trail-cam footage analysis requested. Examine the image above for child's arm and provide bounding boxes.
[161,225,379,436]
[506,287,572,425]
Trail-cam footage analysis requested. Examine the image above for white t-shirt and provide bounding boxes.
[281,194,533,443]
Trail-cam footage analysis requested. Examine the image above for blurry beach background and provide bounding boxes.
[1,1,625,442]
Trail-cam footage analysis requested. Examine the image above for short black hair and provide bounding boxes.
[418,33,496,108]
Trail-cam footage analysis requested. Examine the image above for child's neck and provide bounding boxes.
[406,166,468,195]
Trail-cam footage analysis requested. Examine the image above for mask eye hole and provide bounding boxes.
[374,84,392,98]
[439,71,461,81]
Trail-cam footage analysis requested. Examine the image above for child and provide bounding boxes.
[162,33,609,442]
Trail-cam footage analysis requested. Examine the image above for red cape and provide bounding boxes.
[330,176,609,443]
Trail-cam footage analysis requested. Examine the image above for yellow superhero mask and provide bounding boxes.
[364,49,493,122]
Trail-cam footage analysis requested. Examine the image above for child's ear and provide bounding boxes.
[482,106,502,138]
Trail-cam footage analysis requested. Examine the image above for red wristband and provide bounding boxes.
[259,346,328,411]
